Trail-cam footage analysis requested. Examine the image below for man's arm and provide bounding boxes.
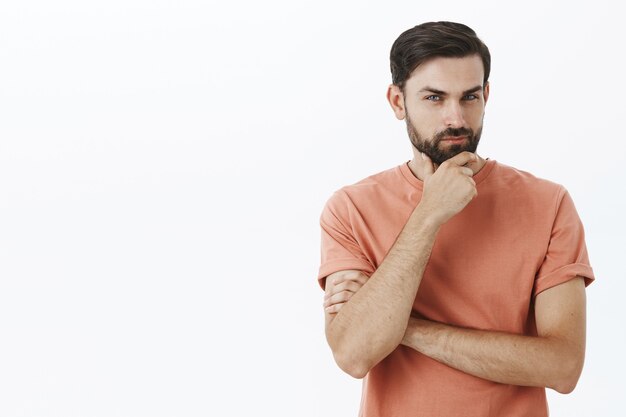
[323,152,478,378]
[400,276,587,393]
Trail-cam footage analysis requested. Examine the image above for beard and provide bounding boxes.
[406,113,483,166]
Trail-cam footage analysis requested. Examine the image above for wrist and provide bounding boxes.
[413,202,445,230]
[404,317,442,354]
[403,317,428,350]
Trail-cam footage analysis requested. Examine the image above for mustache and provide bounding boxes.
[434,127,474,141]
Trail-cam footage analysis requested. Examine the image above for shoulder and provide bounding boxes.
[322,164,406,213]
[491,161,562,190]
[489,161,566,209]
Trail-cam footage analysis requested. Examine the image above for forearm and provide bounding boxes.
[401,318,582,393]
[326,205,440,378]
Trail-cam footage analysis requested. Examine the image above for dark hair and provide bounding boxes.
[390,21,491,90]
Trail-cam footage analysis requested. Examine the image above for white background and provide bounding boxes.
[1,0,624,416]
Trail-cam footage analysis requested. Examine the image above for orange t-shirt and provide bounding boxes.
[318,159,595,417]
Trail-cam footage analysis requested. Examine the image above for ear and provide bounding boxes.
[483,82,490,105]
[386,84,406,120]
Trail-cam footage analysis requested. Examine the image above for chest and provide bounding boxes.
[358,190,552,332]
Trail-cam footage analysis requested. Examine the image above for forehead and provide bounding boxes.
[405,55,485,93]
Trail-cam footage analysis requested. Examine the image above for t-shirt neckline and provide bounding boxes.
[399,158,497,190]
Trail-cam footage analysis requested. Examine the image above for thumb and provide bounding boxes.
[421,152,435,181]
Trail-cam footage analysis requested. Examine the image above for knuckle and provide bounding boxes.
[346,271,361,280]
[348,281,361,291]
[346,270,366,282]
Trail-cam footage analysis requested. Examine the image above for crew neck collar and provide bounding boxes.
[399,158,497,190]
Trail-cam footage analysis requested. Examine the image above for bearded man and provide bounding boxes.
[317,21,595,417]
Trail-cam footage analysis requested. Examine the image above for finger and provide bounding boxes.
[421,152,435,181]
[325,281,363,299]
[460,166,474,177]
[324,290,355,307]
[328,274,367,290]
[445,151,477,167]
[327,277,367,295]
[342,270,368,282]
[325,302,344,314]
[352,274,368,286]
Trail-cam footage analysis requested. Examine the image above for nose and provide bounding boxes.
[443,102,467,128]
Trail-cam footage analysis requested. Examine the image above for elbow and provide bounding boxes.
[553,378,578,395]
[341,363,369,380]
[328,336,399,379]
[553,371,582,394]
[326,326,375,379]
[325,320,401,379]
[333,349,371,379]
[552,355,585,394]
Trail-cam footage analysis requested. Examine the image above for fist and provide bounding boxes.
[323,270,369,314]
[419,151,478,225]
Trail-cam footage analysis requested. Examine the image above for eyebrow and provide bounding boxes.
[418,85,483,96]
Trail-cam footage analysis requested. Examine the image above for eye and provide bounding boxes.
[463,94,479,101]
[425,95,441,101]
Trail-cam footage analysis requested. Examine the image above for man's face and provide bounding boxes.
[398,55,489,165]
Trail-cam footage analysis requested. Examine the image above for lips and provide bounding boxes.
[441,136,468,144]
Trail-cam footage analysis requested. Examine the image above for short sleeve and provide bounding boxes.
[317,191,375,290]
[533,187,595,297]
